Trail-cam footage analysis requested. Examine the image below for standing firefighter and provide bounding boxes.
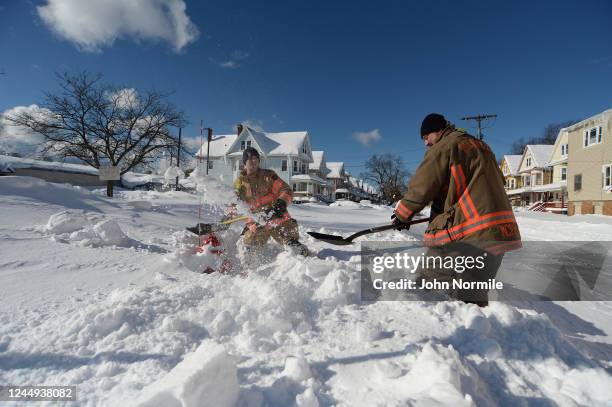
[392,113,521,306]
[234,147,309,257]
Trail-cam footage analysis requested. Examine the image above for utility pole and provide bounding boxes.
[206,128,212,174]
[460,114,497,140]
[199,121,213,175]
[175,127,182,190]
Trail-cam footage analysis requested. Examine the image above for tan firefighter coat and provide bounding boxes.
[394,126,521,254]
[233,168,293,215]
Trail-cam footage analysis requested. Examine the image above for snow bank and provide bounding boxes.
[43,210,129,247]
[3,172,612,407]
[135,340,239,407]
[329,200,360,208]
[45,210,90,234]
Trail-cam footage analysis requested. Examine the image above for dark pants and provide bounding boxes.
[417,242,504,305]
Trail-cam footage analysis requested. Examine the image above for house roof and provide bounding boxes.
[265,131,309,156]
[518,145,554,171]
[290,174,327,185]
[564,108,612,131]
[0,154,99,175]
[309,151,325,170]
[503,155,522,175]
[527,145,554,167]
[326,162,344,178]
[196,135,237,158]
[197,126,310,159]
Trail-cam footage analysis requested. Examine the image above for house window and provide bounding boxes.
[561,143,568,157]
[604,165,612,188]
[299,182,307,191]
[281,160,287,171]
[292,183,297,192]
[301,163,306,174]
[561,167,567,181]
[526,157,531,167]
[302,143,307,154]
[584,127,603,147]
[293,160,298,173]
[598,126,603,143]
[524,176,531,186]
[535,172,542,185]
[240,140,252,150]
[574,174,582,191]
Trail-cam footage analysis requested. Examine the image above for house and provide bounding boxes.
[195,125,314,196]
[325,162,350,200]
[546,127,570,207]
[0,154,106,186]
[303,151,333,202]
[500,155,522,206]
[514,144,555,207]
[565,108,612,216]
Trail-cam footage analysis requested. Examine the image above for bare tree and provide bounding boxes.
[361,154,411,203]
[509,119,577,155]
[5,72,186,196]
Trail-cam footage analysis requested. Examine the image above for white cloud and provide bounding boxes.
[210,50,250,69]
[107,88,139,109]
[219,61,238,69]
[352,129,382,146]
[37,0,199,52]
[0,105,50,157]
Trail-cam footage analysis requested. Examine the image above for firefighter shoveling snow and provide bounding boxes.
[0,175,612,406]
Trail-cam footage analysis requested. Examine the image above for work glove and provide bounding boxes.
[268,199,287,219]
[391,213,411,231]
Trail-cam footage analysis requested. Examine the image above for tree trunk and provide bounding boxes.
[106,180,114,197]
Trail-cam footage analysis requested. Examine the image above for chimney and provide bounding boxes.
[236,124,243,135]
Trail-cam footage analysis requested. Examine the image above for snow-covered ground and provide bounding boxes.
[1,176,611,406]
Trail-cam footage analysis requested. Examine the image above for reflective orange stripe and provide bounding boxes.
[271,179,283,195]
[425,216,518,245]
[456,165,478,217]
[451,164,478,219]
[424,210,516,239]
[396,201,413,220]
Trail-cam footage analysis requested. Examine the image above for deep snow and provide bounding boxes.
[1,175,611,406]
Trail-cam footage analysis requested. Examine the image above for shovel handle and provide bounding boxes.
[345,217,430,242]
[220,215,250,225]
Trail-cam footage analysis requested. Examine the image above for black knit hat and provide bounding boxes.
[242,146,260,164]
[420,113,448,138]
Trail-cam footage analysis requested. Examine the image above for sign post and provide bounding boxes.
[99,166,120,197]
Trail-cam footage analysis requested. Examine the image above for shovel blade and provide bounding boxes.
[186,223,231,236]
[307,231,352,246]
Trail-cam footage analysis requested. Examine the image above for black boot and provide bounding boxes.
[186,223,212,236]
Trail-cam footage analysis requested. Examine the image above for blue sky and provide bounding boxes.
[1,0,611,173]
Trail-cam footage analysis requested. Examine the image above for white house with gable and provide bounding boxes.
[195,125,315,199]
[515,144,555,206]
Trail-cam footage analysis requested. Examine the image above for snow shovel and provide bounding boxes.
[186,215,251,236]
[307,217,430,246]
